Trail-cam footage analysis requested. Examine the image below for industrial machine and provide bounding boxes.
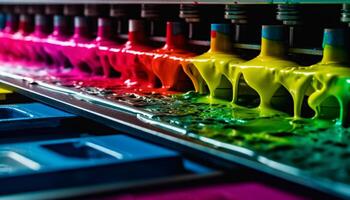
[0,1,348,199]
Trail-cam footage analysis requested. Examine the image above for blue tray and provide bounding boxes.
[0,103,75,130]
[0,135,184,194]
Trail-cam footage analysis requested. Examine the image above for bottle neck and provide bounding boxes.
[97,26,111,40]
[321,45,350,64]
[209,30,232,53]
[4,14,18,33]
[128,31,146,44]
[96,19,111,41]
[0,13,6,30]
[164,23,186,49]
[34,15,49,35]
[53,15,67,36]
[18,15,32,34]
[259,38,286,58]
[73,17,89,38]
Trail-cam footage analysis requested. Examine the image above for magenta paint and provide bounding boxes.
[23,14,51,67]
[44,15,70,71]
[0,14,18,62]
[97,18,121,78]
[5,14,33,63]
[107,182,306,200]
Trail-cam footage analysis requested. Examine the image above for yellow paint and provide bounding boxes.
[229,38,298,112]
[0,88,12,100]
[185,24,245,100]
[229,28,350,125]
[186,26,350,125]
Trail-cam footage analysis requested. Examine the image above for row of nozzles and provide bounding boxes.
[0,5,350,125]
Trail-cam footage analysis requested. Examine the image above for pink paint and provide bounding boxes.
[44,15,71,72]
[97,18,122,78]
[10,14,33,62]
[57,16,93,78]
[84,17,115,77]
[25,14,52,68]
[0,14,18,62]
[53,17,121,82]
[106,182,306,200]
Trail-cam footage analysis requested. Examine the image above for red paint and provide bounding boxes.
[107,19,159,88]
[148,21,196,91]
[211,30,217,38]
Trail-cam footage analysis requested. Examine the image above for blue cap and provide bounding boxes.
[54,15,65,27]
[262,25,285,41]
[0,13,5,29]
[74,16,88,28]
[211,24,231,35]
[6,14,14,22]
[322,29,348,48]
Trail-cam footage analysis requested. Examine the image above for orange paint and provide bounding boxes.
[147,22,196,91]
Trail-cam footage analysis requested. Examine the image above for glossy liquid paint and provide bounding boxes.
[3,19,350,185]
[44,15,70,72]
[108,19,158,88]
[58,16,94,77]
[227,25,298,115]
[186,24,245,101]
[147,21,196,92]
[25,14,52,68]
[11,14,33,63]
[0,14,18,62]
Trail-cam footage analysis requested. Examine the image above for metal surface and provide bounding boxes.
[0,74,347,199]
[0,0,347,4]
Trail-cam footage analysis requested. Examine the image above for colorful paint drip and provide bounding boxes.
[228,25,299,114]
[0,13,18,62]
[186,23,245,100]
[44,15,71,72]
[24,14,52,67]
[148,21,195,91]
[3,17,350,186]
[108,19,158,88]
[58,16,96,77]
